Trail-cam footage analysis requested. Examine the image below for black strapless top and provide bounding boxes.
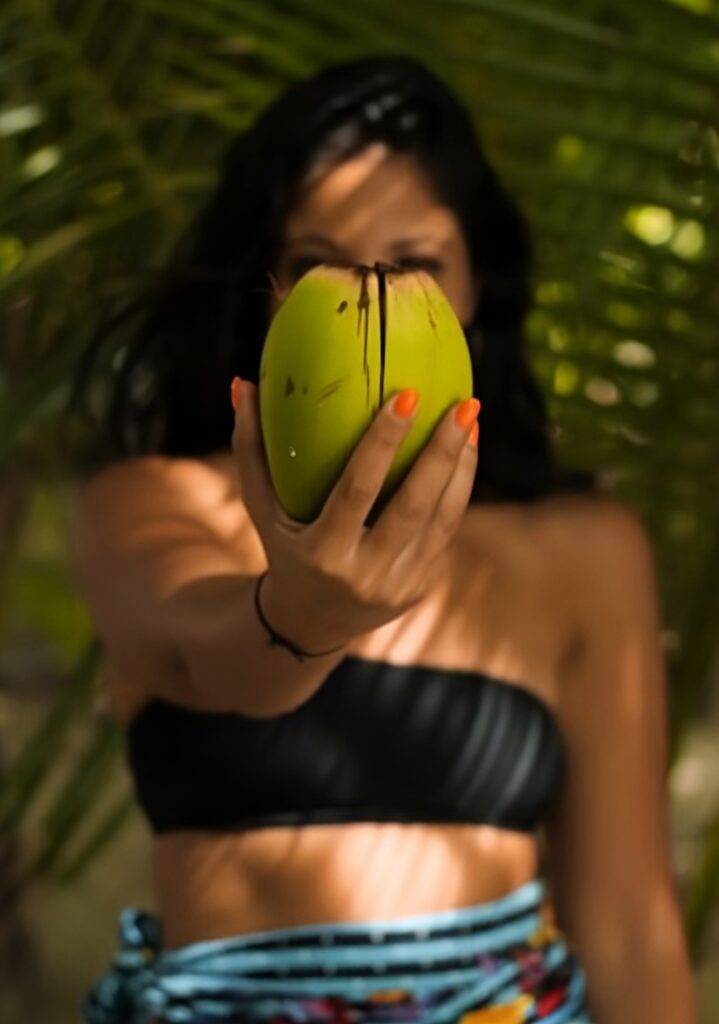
[124,655,566,835]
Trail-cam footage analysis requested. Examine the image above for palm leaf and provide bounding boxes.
[0,637,101,831]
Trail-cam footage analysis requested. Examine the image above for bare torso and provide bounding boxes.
[104,449,587,949]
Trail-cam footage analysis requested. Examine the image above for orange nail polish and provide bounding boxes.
[230,377,242,412]
[393,388,419,419]
[455,397,480,431]
[467,421,479,448]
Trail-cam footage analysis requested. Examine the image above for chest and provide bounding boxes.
[343,517,568,719]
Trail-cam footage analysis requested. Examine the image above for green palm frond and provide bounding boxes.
[687,808,719,958]
[0,638,102,832]
[1,0,718,961]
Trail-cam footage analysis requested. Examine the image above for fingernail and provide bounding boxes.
[392,388,419,419]
[230,376,242,412]
[467,421,479,448]
[455,397,480,432]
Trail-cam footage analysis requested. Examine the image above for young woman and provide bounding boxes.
[69,55,695,1024]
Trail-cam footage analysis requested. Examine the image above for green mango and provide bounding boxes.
[259,261,474,524]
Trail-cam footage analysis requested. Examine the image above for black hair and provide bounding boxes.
[67,53,599,503]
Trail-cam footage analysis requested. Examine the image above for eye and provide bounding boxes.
[289,256,322,280]
[395,256,443,273]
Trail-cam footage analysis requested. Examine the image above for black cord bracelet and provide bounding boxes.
[253,571,347,662]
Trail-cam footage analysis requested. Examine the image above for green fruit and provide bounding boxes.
[259,261,474,524]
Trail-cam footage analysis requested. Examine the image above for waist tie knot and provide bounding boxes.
[81,908,168,1024]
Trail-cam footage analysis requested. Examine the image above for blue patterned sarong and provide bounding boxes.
[82,876,596,1023]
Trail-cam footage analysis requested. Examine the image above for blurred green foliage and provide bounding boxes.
[1,0,718,963]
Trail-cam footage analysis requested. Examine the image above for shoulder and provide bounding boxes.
[73,451,242,548]
[528,491,661,658]
[464,489,653,586]
[532,490,653,564]
[74,452,231,517]
[70,451,251,619]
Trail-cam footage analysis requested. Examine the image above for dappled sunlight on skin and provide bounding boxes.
[133,477,561,950]
[96,448,563,952]
[154,821,537,947]
[346,822,533,920]
[365,564,544,702]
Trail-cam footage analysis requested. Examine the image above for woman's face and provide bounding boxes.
[269,142,480,327]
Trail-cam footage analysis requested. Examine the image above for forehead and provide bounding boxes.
[283,142,458,247]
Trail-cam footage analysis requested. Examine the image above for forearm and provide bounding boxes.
[582,931,697,1024]
[171,570,352,716]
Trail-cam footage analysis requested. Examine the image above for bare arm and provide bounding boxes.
[69,456,350,717]
[70,380,479,720]
[544,498,696,1024]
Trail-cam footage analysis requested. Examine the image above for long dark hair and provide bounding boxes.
[67,54,599,503]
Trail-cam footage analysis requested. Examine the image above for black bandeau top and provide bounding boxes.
[125,655,566,835]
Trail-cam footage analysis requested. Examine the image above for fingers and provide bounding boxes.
[311,390,419,551]
[418,425,479,567]
[365,398,479,561]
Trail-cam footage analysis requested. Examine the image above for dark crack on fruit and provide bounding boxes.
[284,375,295,396]
[353,261,411,413]
[375,261,388,408]
[356,267,371,409]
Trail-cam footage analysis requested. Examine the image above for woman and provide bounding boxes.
[69,55,695,1023]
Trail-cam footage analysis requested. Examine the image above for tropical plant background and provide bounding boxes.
[1,0,718,1019]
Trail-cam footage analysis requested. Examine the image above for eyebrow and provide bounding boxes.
[392,236,445,249]
[287,233,446,251]
[286,234,344,251]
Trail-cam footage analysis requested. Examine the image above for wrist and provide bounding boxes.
[258,571,352,658]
